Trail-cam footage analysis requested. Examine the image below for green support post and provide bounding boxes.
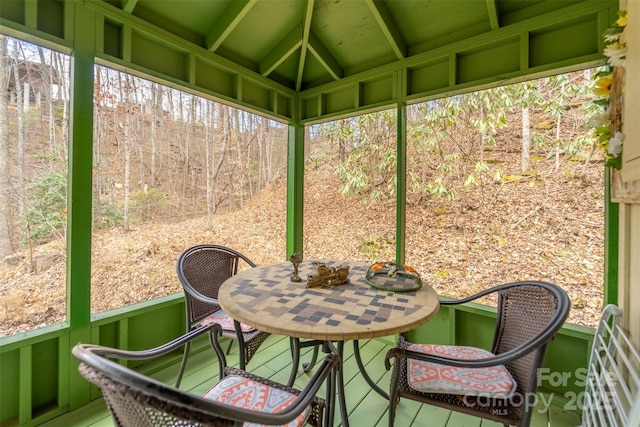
[604,166,619,306]
[395,98,407,264]
[66,3,96,410]
[286,122,305,259]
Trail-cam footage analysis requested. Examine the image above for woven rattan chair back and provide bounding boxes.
[178,244,256,325]
[492,284,562,415]
[385,280,570,427]
[175,244,268,387]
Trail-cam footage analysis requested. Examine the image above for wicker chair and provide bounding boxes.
[73,323,339,427]
[385,281,570,427]
[175,244,270,387]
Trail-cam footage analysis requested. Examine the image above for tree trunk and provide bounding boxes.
[521,106,531,173]
[205,102,214,227]
[120,73,131,232]
[37,47,55,171]
[555,115,561,171]
[0,35,12,257]
[12,55,25,215]
[150,83,159,187]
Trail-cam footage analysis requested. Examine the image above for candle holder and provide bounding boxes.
[290,252,302,282]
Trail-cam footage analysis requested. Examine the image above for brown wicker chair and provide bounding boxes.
[385,281,570,427]
[175,244,270,387]
[73,323,339,427]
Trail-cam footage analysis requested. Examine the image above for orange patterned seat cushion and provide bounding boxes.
[201,310,256,332]
[204,375,309,427]
[406,344,517,398]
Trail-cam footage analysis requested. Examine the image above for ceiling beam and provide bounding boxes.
[365,0,406,59]
[205,0,258,52]
[486,0,500,30]
[122,0,138,14]
[296,0,315,91]
[259,24,303,76]
[308,30,343,81]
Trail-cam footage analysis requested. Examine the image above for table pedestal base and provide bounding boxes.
[289,338,389,427]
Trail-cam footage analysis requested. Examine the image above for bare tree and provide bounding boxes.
[521,106,531,173]
[119,73,132,232]
[11,41,25,215]
[0,35,12,257]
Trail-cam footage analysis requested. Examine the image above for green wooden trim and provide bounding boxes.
[19,346,32,424]
[57,334,71,414]
[24,0,37,29]
[91,293,184,324]
[604,166,619,305]
[0,19,74,53]
[2,0,618,125]
[286,123,304,258]
[0,323,68,351]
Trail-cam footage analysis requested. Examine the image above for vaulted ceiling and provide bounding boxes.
[0,0,617,122]
[109,0,605,92]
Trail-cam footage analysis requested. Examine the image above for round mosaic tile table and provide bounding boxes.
[219,260,440,342]
[219,260,440,427]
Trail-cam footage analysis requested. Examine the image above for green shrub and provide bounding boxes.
[21,172,67,244]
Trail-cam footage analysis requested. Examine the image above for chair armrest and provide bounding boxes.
[384,311,564,370]
[385,345,530,370]
[73,323,224,362]
[74,327,339,427]
[180,283,222,306]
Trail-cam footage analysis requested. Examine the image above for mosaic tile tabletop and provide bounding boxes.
[219,260,440,341]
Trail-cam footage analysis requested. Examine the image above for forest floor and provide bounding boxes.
[0,150,606,337]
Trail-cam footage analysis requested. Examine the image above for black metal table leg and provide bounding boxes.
[336,341,349,427]
[288,337,300,386]
[353,340,389,400]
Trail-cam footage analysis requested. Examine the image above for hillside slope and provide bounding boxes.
[0,159,605,336]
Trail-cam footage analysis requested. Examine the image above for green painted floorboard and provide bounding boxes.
[40,335,581,427]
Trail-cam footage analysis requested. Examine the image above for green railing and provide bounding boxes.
[0,294,594,426]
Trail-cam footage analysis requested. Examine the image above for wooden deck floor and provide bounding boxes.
[42,335,582,427]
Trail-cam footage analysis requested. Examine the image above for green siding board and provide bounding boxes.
[529,18,599,68]
[539,332,592,397]
[361,76,394,107]
[19,346,32,424]
[404,305,452,345]
[457,38,520,84]
[325,87,356,116]
[240,79,272,112]
[96,323,117,349]
[102,20,121,59]
[131,32,186,81]
[454,310,496,348]
[37,0,64,39]
[195,59,235,99]
[126,306,184,352]
[301,96,319,119]
[407,59,449,96]
[0,1,25,24]
[276,93,291,118]
[31,340,59,411]
[0,350,20,423]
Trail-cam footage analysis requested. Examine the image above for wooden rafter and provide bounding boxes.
[365,0,406,59]
[122,0,138,14]
[486,0,500,30]
[308,30,343,81]
[259,24,303,77]
[296,0,315,91]
[205,0,258,52]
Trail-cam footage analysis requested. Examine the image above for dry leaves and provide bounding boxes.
[0,157,605,337]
